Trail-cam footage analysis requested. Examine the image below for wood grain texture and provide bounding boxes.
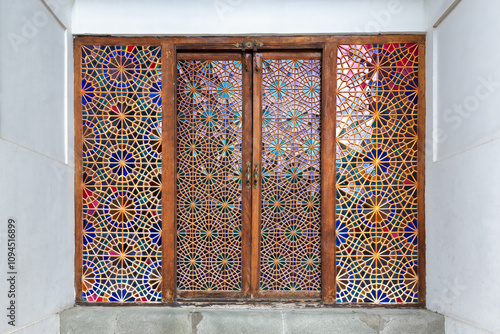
[241,52,253,297]
[417,42,426,307]
[162,42,177,304]
[255,51,321,59]
[73,39,83,302]
[74,35,425,48]
[176,52,242,60]
[253,291,321,299]
[250,52,263,298]
[321,43,337,304]
[177,291,245,299]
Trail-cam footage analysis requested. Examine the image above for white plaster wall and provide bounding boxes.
[6,314,60,334]
[433,0,500,160]
[427,0,459,27]
[72,0,426,35]
[445,317,496,334]
[426,0,500,333]
[0,0,74,333]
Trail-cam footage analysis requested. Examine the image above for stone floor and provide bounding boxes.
[60,306,444,334]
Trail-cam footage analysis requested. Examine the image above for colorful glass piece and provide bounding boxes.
[80,45,162,302]
[336,44,419,303]
[260,58,322,291]
[176,60,243,291]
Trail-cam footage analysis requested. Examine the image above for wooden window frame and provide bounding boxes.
[74,34,425,307]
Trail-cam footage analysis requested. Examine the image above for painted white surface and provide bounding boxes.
[6,314,60,334]
[44,0,74,29]
[0,0,74,332]
[426,0,500,333]
[0,140,74,333]
[427,0,459,26]
[434,0,500,160]
[0,0,75,164]
[426,138,500,333]
[445,317,495,334]
[72,0,426,35]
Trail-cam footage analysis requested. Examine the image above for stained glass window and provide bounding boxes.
[336,44,419,303]
[77,39,422,304]
[259,58,322,292]
[80,45,163,302]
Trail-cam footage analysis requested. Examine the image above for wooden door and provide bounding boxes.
[251,52,322,299]
[175,51,323,300]
[175,53,253,298]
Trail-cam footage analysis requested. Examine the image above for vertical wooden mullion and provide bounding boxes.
[417,42,426,306]
[74,40,83,302]
[250,52,263,297]
[241,52,253,297]
[321,42,337,304]
[162,42,177,303]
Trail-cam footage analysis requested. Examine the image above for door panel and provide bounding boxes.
[175,51,322,298]
[175,54,251,297]
[253,52,322,297]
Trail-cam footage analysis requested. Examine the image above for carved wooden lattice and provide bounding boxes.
[259,59,322,291]
[336,44,419,303]
[80,45,163,302]
[176,60,244,291]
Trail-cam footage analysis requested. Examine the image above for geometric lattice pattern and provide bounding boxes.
[260,59,322,292]
[176,60,243,291]
[336,44,419,303]
[80,45,162,302]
